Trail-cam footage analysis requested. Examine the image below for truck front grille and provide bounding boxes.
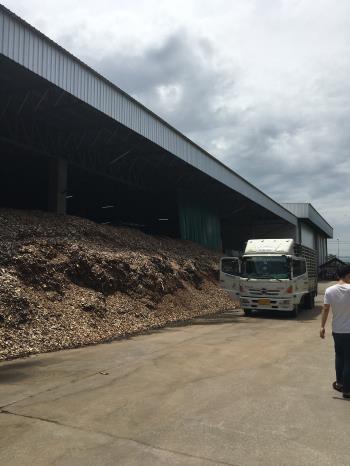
[248,289,280,296]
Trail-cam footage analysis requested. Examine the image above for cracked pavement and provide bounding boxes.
[1,282,350,465]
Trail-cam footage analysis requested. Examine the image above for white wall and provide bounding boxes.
[301,222,315,249]
[300,221,328,265]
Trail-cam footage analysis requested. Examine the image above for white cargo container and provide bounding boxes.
[220,239,317,317]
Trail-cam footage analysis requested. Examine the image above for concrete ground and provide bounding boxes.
[1,281,349,466]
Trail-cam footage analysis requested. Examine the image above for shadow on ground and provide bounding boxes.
[165,305,322,329]
[186,309,244,326]
[250,305,322,322]
[0,359,43,383]
[297,305,322,322]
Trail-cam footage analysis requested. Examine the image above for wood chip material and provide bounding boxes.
[0,209,235,360]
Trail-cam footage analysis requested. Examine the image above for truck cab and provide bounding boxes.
[220,239,316,317]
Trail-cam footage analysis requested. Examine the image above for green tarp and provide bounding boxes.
[178,190,222,251]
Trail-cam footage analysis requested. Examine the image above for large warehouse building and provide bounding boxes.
[0,5,332,260]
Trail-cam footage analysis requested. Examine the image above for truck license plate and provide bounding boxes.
[258,298,271,305]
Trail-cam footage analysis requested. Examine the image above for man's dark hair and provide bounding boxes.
[337,265,350,279]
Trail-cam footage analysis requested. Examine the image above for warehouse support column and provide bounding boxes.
[48,158,67,214]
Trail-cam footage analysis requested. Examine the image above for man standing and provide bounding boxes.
[320,265,350,399]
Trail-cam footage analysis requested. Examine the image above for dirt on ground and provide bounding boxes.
[0,209,234,360]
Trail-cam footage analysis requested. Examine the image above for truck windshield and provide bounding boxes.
[241,256,290,279]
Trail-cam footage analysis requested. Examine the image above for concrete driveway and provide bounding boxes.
[1,281,349,466]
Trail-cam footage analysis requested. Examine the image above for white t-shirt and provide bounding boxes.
[324,283,350,333]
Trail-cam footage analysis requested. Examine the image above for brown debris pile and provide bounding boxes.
[0,209,234,360]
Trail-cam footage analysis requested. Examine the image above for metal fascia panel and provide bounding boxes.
[308,205,333,238]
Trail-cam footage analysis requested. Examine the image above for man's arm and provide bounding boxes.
[320,304,330,338]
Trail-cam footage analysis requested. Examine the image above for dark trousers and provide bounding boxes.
[333,333,350,393]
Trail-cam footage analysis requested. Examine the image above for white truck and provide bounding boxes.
[220,239,318,317]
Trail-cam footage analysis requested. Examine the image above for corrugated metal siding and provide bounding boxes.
[316,234,327,265]
[281,203,333,238]
[300,222,316,250]
[0,5,297,225]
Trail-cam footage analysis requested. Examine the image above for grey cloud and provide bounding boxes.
[87,32,237,135]
[62,24,350,236]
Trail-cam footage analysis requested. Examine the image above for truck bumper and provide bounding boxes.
[240,296,293,312]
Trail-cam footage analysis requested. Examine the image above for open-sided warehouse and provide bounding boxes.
[0,5,331,254]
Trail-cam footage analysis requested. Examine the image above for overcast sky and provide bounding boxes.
[4,0,350,256]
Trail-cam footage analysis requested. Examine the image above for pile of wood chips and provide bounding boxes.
[0,209,235,360]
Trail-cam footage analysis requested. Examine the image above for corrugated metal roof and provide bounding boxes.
[0,4,298,226]
[281,203,333,238]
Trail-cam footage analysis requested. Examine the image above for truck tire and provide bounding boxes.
[243,309,252,316]
[290,305,299,318]
[311,293,315,309]
[304,293,314,310]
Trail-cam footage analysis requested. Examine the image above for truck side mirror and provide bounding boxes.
[221,258,240,276]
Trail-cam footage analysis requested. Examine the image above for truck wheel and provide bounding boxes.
[304,293,314,310]
[290,305,299,318]
[243,309,252,316]
[311,294,315,309]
